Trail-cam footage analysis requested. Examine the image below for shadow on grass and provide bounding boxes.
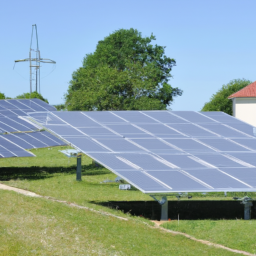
[93,200,252,220]
[0,164,111,181]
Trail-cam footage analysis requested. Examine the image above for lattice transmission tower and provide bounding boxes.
[14,24,56,94]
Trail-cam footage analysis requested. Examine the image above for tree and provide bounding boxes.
[0,92,5,99]
[16,91,49,103]
[201,79,252,115]
[54,104,66,111]
[65,28,182,110]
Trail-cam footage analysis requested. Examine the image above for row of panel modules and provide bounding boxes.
[0,99,66,158]
[27,110,256,193]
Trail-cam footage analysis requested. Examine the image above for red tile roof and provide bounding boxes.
[228,81,256,99]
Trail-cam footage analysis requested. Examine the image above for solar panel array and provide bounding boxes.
[29,110,256,193]
[0,99,66,158]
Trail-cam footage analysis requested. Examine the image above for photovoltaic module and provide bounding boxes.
[26,110,256,194]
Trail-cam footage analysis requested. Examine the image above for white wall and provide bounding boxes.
[233,97,256,127]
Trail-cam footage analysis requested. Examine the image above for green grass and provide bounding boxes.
[0,146,255,254]
[162,220,256,254]
[0,190,237,255]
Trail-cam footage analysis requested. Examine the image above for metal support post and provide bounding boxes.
[76,155,82,181]
[151,195,168,221]
[234,196,253,220]
[242,200,253,220]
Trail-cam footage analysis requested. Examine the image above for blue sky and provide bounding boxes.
[1,0,255,110]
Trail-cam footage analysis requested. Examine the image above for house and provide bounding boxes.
[228,81,256,127]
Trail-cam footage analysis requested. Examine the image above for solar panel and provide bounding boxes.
[199,123,250,138]
[0,136,34,158]
[157,154,209,169]
[193,154,247,168]
[27,110,256,193]
[142,111,188,123]
[184,169,250,189]
[136,123,186,138]
[219,168,256,188]
[112,111,158,123]
[173,111,217,123]
[0,99,66,153]
[146,170,210,191]
[166,123,218,137]
[198,138,250,152]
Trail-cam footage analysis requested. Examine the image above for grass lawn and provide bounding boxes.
[162,220,256,254]
[0,190,238,255]
[0,146,255,254]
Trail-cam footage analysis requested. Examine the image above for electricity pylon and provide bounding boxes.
[14,24,56,94]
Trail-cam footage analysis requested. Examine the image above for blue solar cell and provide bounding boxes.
[173,111,217,123]
[198,138,251,152]
[136,124,186,138]
[16,133,49,148]
[223,123,255,136]
[201,111,239,123]
[167,123,218,137]
[95,138,146,152]
[199,123,250,138]
[0,145,16,157]
[28,132,63,147]
[53,112,101,127]
[0,117,35,132]
[163,139,215,153]
[106,124,150,138]
[116,171,170,192]
[19,100,48,111]
[0,110,18,116]
[142,111,188,123]
[0,120,17,132]
[8,109,28,116]
[227,153,256,166]
[119,153,173,170]
[45,125,85,136]
[193,154,246,168]
[64,137,110,153]
[184,169,249,189]
[112,111,158,123]
[85,111,126,123]
[1,134,35,149]
[87,153,136,169]
[131,138,182,153]
[146,171,209,191]
[219,168,256,187]
[230,139,256,150]
[4,99,32,110]
[31,99,56,111]
[40,131,66,146]
[0,100,16,109]
[157,154,208,169]
[0,137,33,157]
[78,127,120,138]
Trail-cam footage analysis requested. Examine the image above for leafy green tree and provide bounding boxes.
[54,104,66,111]
[16,91,49,103]
[201,79,252,115]
[0,92,5,99]
[65,28,182,110]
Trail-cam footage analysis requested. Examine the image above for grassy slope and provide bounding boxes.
[162,220,256,254]
[0,190,236,256]
[0,146,255,254]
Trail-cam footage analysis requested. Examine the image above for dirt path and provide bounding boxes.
[0,183,127,221]
[0,183,254,255]
[151,221,255,256]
